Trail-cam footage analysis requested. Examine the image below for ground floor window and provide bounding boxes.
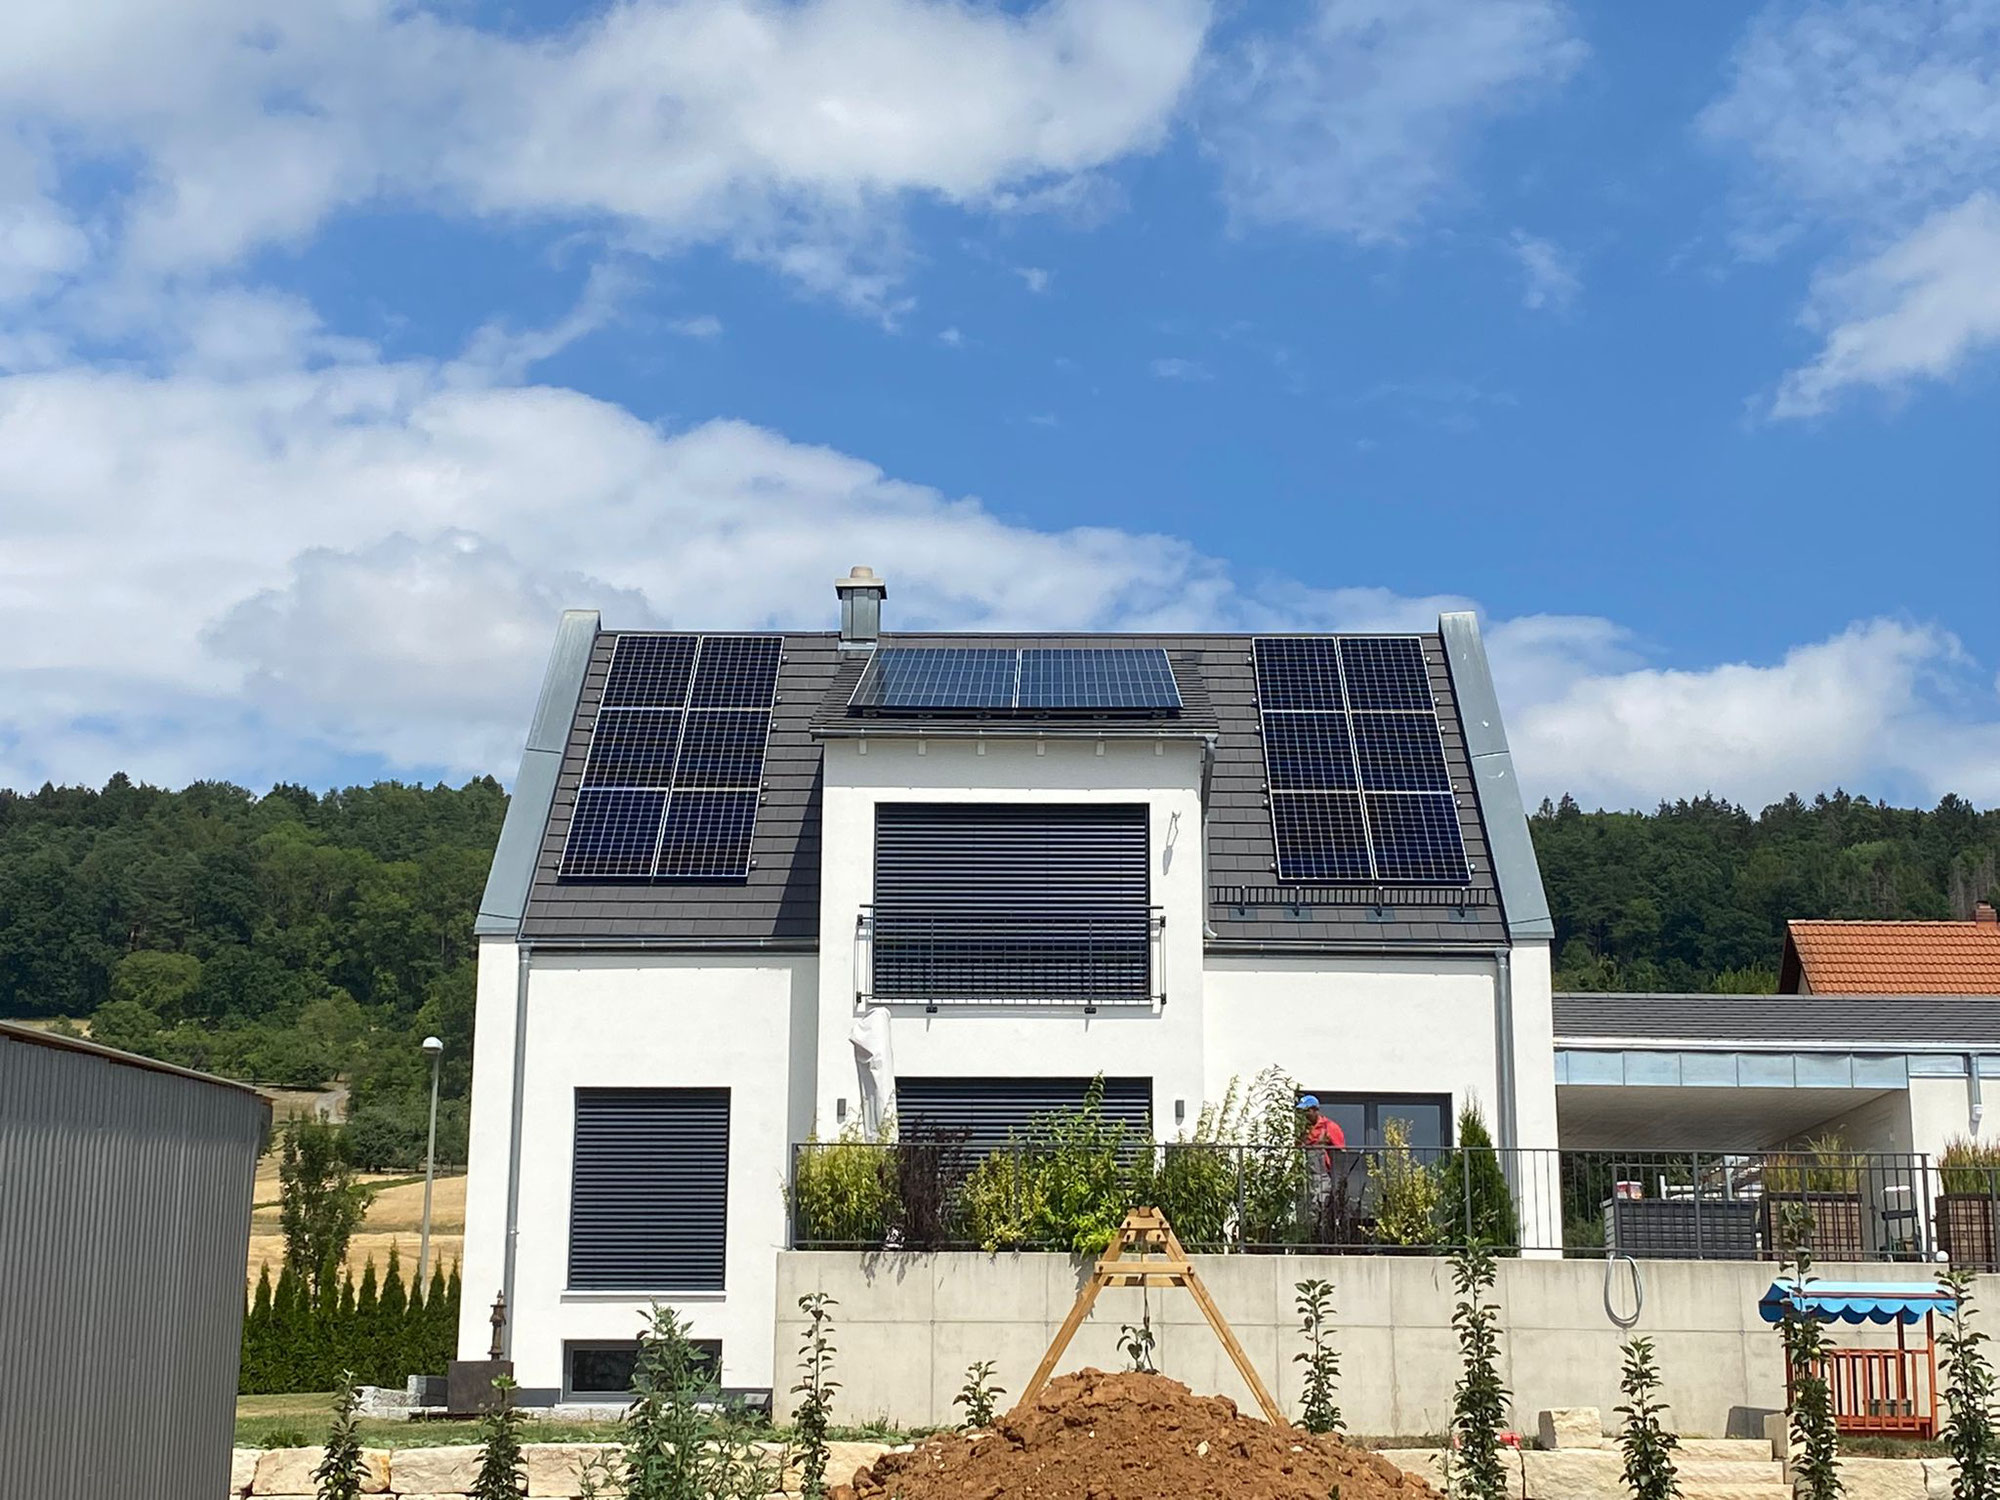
[895,1076,1153,1153]
[1309,1093,1453,1155]
[569,1087,730,1291]
[564,1338,721,1401]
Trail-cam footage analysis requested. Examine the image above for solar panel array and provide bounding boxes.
[560,634,781,880]
[1253,637,1471,884]
[849,646,1182,714]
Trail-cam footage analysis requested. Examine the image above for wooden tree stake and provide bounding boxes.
[1017,1207,1286,1425]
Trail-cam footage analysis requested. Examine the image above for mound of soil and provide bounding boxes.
[832,1369,1442,1500]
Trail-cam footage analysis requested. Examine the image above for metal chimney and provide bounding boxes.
[835,565,886,649]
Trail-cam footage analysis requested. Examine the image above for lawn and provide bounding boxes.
[235,1392,628,1448]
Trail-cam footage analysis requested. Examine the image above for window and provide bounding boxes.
[871,803,1151,1003]
[896,1076,1153,1155]
[1312,1094,1453,1157]
[569,1088,729,1291]
[564,1339,721,1401]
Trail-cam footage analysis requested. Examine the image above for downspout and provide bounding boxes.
[1494,948,1517,1152]
[500,943,531,1358]
[1969,1053,1984,1134]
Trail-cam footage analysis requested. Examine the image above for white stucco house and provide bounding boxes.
[458,568,1558,1401]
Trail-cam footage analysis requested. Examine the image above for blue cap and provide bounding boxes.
[1297,1095,1320,1109]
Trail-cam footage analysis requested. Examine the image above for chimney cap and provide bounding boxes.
[1978,900,1998,925]
[836,565,886,595]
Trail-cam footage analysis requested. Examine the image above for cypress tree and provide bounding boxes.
[407,1267,427,1386]
[355,1259,380,1385]
[243,1265,274,1395]
[271,1263,302,1396]
[380,1243,408,1384]
[336,1270,357,1379]
[1444,1103,1519,1253]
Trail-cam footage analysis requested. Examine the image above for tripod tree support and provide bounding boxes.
[1019,1207,1286,1426]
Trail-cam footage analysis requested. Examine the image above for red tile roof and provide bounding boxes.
[1781,919,2000,995]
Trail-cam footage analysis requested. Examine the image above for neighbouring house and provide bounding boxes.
[460,567,1558,1402]
[0,1021,269,1500]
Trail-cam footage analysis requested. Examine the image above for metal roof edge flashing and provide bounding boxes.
[1437,611,1554,942]
[477,609,600,936]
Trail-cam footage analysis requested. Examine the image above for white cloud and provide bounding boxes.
[1500,619,2000,810]
[1016,266,1053,293]
[1509,229,1579,311]
[670,314,725,339]
[3,315,1998,807]
[1149,356,1211,381]
[1699,0,2000,241]
[938,326,964,348]
[1772,191,2000,417]
[1201,0,1585,240]
[1701,0,2000,411]
[0,0,1211,308]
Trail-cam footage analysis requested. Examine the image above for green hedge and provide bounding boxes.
[241,1245,460,1394]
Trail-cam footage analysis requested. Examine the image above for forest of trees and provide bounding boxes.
[0,775,504,1166]
[3,776,1999,1148]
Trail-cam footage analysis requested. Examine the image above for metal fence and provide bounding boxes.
[789,1140,1952,1261]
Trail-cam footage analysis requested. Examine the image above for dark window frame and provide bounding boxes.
[568,1086,730,1292]
[562,1338,722,1402]
[1309,1092,1455,1153]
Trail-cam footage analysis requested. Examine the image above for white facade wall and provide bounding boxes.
[811,734,1210,1137]
[460,949,817,1392]
[463,729,1560,1392]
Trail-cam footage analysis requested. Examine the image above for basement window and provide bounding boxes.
[564,1339,721,1401]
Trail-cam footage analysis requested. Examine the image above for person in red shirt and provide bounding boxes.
[1298,1095,1346,1240]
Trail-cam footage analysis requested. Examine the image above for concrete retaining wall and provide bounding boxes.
[774,1251,1988,1436]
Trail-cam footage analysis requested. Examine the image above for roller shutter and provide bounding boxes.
[872,803,1151,1002]
[895,1076,1153,1154]
[569,1088,728,1291]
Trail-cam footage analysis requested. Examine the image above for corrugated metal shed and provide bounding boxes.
[0,1023,270,1500]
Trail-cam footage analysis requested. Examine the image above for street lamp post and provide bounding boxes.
[417,1035,444,1289]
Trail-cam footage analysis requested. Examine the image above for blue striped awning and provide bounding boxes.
[1759,1280,1957,1325]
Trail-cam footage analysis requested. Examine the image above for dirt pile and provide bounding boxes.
[832,1369,1443,1500]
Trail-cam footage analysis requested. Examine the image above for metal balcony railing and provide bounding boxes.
[853,905,1166,1011]
[788,1142,1945,1261]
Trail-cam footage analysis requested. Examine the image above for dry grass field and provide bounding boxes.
[247,1155,466,1286]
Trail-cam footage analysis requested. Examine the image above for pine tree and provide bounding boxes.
[315,1371,366,1500]
[470,1375,527,1499]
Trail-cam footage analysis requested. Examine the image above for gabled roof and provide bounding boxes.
[485,614,1549,951]
[1779,919,2000,995]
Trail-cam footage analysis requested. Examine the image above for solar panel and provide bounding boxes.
[1350,712,1452,792]
[850,648,1018,710]
[1338,637,1434,711]
[673,710,770,789]
[1253,635,1471,884]
[561,789,670,878]
[850,646,1182,714]
[1250,638,1344,710]
[689,635,783,708]
[1366,793,1471,883]
[1016,648,1181,710]
[600,634,697,708]
[1270,793,1372,881]
[656,791,759,879]
[579,710,681,788]
[560,633,780,881]
[1263,712,1356,791]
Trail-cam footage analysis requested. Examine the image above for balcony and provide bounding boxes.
[853,905,1166,1011]
[789,1141,1945,1260]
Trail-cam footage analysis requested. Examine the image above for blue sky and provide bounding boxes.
[2,0,1997,810]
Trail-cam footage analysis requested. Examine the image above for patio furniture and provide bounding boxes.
[1758,1280,1954,1438]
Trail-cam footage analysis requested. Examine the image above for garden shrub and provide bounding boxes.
[789,1122,894,1247]
[1237,1067,1308,1246]
[1441,1103,1518,1252]
[1374,1118,1443,1247]
[960,1148,1046,1250]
